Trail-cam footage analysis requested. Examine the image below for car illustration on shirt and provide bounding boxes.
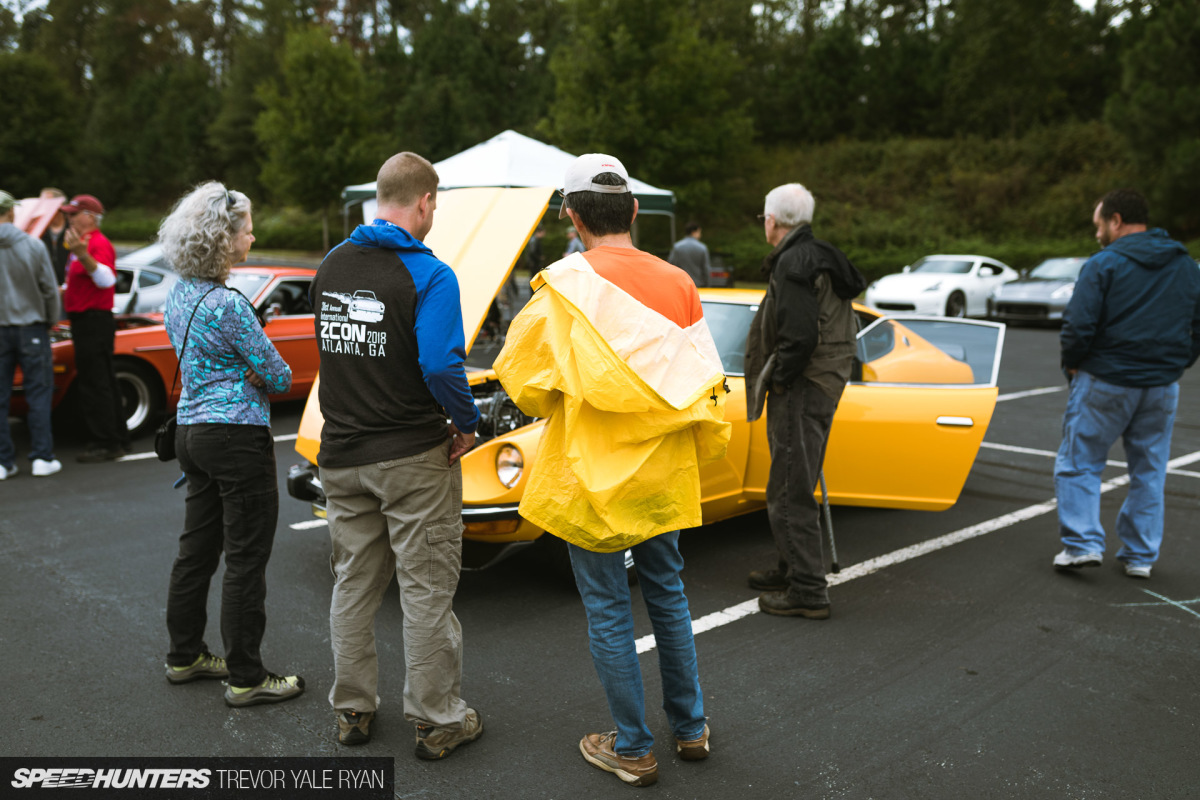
[322,290,386,323]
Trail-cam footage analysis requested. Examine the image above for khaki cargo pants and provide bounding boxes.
[321,440,470,728]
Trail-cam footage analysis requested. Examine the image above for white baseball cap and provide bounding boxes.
[558,153,631,218]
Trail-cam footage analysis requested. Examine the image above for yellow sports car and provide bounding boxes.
[287,187,1005,569]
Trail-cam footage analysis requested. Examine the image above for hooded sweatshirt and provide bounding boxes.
[0,222,60,326]
[1062,228,1200,387]
[744,224,867,422]
[312,220,479,468]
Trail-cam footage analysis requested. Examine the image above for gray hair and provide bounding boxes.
[157,181,252,279]
[764,183,815,227]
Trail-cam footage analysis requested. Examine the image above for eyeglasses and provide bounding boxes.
[757,213,771,222]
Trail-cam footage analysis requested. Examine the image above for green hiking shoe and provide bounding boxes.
[337,710,374,745]
[414,709,483,760]
[166,652,229,684]
[224,673,305,707]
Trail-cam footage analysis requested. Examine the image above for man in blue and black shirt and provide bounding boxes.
[312,152,482,757]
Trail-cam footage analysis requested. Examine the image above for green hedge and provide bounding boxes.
[101,206,327,252]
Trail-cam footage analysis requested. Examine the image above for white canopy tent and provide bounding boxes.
[342,130,676,238]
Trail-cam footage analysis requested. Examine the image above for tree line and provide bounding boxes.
[1,0,1196,253]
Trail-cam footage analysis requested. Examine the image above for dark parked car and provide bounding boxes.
[988,257,1087,324]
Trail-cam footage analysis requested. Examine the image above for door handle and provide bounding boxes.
[936,416,974,427]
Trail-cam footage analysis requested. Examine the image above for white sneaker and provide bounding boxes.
[32,459,62,477]
[1053,549,1102,569]
[1124,563,1152,579]
[0,463,15,480]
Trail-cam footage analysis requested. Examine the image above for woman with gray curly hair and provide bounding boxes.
[159,181,304,707]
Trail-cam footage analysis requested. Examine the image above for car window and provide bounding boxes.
[1029,258,1084,280]
[114,268,135,294]
[263,279,314,316]
[138,270,164,288]
[700,301,757,376]
[910,258,973,275]
[227,273,271,300]
[855,317,1003,386]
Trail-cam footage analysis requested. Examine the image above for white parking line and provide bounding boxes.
[634,448,1200,653]
[979,441,1200,478]
[996,386,1065,402]
[117,431,301,462]
[290,519,329,530]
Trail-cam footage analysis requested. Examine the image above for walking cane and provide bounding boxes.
[818,469,840,573]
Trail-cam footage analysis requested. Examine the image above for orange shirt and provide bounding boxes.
[584,245,704,329]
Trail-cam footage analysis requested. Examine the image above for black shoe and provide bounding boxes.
[76,446,122,463]
[748,567,787,592]
[758,591,830,619]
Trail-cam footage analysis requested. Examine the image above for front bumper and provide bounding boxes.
[987,298,1066,322]
[865,290,946,315]
[286,462,539,570]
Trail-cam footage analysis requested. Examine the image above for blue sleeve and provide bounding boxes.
[219,291,292,393]
[415,264,480,434]
[1060,257,1105,372]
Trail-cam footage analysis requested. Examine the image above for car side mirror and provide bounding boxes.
[902,265,911,273]
[267,302,284,318]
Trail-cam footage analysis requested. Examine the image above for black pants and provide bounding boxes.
[68,311,127,449]
[167,423,278,687]
[765,378,843,605]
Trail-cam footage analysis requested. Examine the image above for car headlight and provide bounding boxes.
[1052,284,1074,299]
[922,281,943,293]
[496,444,524,488]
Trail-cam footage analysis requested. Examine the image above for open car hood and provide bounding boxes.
[13,196,65,239]
[425,186,554,351]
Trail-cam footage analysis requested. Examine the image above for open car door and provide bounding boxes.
[822,317,1005,511]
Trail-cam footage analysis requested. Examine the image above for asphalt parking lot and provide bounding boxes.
[2,324,1198,799]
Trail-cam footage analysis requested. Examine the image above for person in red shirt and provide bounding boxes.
[62,194,128,461]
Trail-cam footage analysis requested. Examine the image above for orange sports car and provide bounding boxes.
[8,265,320,436]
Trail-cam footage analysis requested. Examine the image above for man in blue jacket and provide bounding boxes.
[313,152,482,757]
[1054,189,1200,579]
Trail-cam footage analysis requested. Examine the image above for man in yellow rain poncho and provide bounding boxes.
[495,154,730,789]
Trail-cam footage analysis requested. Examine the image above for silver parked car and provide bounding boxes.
[113,243,178,314]
[987,257,1087,324]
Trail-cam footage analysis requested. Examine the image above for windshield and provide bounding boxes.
[227,273,270,301]
[1028,258,1085,281]
[910,258,973,275]
[701,301,757,376]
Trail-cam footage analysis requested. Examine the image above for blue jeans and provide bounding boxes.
[1055,371,1178,567]
[0,324,56,466]
[568,532,706,758]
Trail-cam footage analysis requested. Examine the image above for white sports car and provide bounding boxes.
[865,255,1019,318]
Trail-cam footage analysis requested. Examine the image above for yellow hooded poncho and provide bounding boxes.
[493,254,732,553]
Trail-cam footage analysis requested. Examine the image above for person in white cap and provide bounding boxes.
[497,153,730,787]
[0,190,63,479]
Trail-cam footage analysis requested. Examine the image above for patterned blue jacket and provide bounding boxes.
[165,278,292,426]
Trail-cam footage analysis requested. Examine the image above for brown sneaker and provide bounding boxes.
[758,590,831,619]
[414,708,483,760]
[579,731,658,787]
[337,710,373,746]
[675,724,710,761]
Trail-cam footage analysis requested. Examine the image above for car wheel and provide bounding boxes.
[114,358,165,438]
[945,291,967,318]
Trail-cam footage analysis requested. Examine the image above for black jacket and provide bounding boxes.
[745,225,866,421]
